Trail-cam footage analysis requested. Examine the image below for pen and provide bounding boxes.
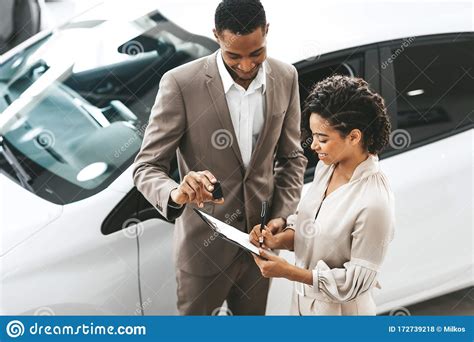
[259,201,268,247]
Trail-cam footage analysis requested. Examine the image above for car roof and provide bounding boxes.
[158,0,473,63]
[2,0,472,64]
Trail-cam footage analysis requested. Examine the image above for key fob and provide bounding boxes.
[212,181,224,200]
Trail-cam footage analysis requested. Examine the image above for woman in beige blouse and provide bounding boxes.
[250,75,395,315]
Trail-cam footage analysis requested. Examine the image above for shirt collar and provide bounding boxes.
[327,154,380,184]
[349,154,380,182]
[216,49,266,94]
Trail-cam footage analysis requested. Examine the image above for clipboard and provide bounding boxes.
[193,208,275,259]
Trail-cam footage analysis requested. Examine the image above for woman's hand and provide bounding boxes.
[249,226,295,251]
[266,217,286,234]
[252,248,291,278]
[249,225,280,249]
[253,249,313,285]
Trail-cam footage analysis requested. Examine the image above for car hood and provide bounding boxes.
[0,175,62,256]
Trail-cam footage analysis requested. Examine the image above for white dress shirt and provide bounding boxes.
[216,50,266,168]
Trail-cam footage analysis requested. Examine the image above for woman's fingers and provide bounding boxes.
[253,225,263,238]
[259,248,277,261]
[249,230,259,246]
[249,225,262,244]
[262,228,277,248]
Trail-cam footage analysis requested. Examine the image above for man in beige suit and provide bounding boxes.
[133,0,306,315]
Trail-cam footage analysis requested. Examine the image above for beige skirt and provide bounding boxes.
[290,289,377,315]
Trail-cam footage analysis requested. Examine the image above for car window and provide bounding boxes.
[391,38,474,146]
[0,11,217,205]
[297,56,364,181]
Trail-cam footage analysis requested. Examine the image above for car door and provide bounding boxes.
[103,165,181,315]
[375,33,473,311]
[266,46,378,314]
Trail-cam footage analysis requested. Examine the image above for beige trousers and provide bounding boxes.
[175,251,269,315]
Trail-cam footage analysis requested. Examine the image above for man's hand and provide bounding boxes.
[170,170,224,208]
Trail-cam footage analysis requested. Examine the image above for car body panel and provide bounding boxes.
[0,185,140,315]
[1,175,62,256]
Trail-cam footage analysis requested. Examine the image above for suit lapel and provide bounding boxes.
[244,62,275,180]
[205,53,245,171]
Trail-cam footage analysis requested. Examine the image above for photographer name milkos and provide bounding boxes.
[444,326,466,333]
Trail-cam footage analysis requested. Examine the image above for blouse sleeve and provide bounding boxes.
[283,213,297,231]
[311,179,395,303]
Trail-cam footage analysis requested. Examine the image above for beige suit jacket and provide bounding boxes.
[133,51,307,276]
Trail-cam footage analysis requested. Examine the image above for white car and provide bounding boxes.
[1,0,472,315]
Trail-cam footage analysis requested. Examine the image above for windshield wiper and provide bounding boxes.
[0,135,34,192]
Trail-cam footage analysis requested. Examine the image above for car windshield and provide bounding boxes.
[0,10,217,204]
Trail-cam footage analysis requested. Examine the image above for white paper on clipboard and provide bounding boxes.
[195,209,261,255]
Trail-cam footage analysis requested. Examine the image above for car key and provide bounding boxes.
[212,181,224,200]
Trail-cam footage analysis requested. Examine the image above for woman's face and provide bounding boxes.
[309,113,354,165]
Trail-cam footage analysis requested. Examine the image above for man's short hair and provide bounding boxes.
[215,0,266,35]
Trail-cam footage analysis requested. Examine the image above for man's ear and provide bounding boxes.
[265,23,269,36]
[212,28,219,41]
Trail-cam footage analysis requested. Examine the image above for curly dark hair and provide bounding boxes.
[215,0,266,35]
[302,75,392,155]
